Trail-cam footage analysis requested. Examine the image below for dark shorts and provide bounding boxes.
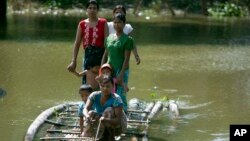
[83,45,105,70]
[82,45,104,84]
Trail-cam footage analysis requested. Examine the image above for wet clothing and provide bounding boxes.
[105,34,133,71]
[78,102,95,117]
[78,102,85,117]
[114,69,129,111]
[104,34,133,111]
[83,45,105,70]
[100,107,127,136]
[79,18,107,84]
[88,91,124,115]
[80,18,107,48]
[84,104,127,139]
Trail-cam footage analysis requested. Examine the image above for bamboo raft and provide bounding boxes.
[24,99,165,141]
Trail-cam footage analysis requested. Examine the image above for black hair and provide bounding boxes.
[79,84,93,94]
[113,5,126,15]
[100,75,114,86]
[86,0,99,10]
[114,13,126,23]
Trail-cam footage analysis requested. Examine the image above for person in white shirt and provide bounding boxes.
[107,5,141,65]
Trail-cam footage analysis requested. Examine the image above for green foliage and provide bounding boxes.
[150,92,157,99]
[161,96,169,101]
[208,2,248,17]
[41,0,86,9]
[149,92,169,102]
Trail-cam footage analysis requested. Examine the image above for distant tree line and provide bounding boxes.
[4,0,250,17]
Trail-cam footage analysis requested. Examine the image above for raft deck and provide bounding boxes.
[25,100,163,141]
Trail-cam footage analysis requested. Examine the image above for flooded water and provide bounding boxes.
[0,15,250,141]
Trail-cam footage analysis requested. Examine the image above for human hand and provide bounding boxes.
[85,113,91,121]
[73,71,81,77]
[116,75,123,86]
[67,61,76,72]
[135,55,141,65]
[125,85,129,92]
[99,116,105,122]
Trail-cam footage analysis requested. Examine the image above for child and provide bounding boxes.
[96,63,129,93]
[78,84,93,134]
[73,65,100,90]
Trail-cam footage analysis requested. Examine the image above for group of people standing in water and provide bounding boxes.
[67,0,140,140]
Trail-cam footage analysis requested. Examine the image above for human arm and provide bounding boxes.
[100,106,123,126]
[74,70,87,77]
[67,23,82,72]
[104,21,109,39]
[79,116,84,134]
[95,75,101,84]
[132,46,140,65]
[101,49,108,65]
[123,83,129,92]
[83,96,93,120]
[128,30,140,65]
[101,21,109,65]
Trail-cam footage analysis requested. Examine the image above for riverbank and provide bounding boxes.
[6,4,250,27]
[6,1,208,23]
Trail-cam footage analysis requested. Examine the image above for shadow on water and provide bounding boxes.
[0,17,7,39]
[1,15,250,46]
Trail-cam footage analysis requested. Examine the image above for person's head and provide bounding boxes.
[99,75,114,95]
[113,5,126,15]
[99,63,112,76]
[113,13,126,33]
[79,84,93,102]
[86,0,99,18]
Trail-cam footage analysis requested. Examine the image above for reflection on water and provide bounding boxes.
[0,17,7,39]
[1,15,250,46]
[0,16,250,141]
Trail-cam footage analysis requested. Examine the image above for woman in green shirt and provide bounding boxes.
[101,13,133,111]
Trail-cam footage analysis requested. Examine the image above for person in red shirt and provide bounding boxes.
[67,0,108,84]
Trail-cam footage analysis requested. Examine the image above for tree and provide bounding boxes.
[0,0,7,22]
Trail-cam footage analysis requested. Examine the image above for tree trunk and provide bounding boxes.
[201,0,209,15]
[133,0,143,16]
[0,0,7,22]
[165,0,175,16]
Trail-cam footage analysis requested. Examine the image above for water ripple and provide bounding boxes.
[178,101,214,110]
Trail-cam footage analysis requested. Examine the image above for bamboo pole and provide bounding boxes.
[148,101,163,120]
[45,119,80,127]
[47,129,81,134]
[46,129,148,137]
[24,104,66,141]
[127,120,150,124]
[24,102,80,141]
[127,109,150,113]
[40,136,94,140]
[141,102,155,120]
